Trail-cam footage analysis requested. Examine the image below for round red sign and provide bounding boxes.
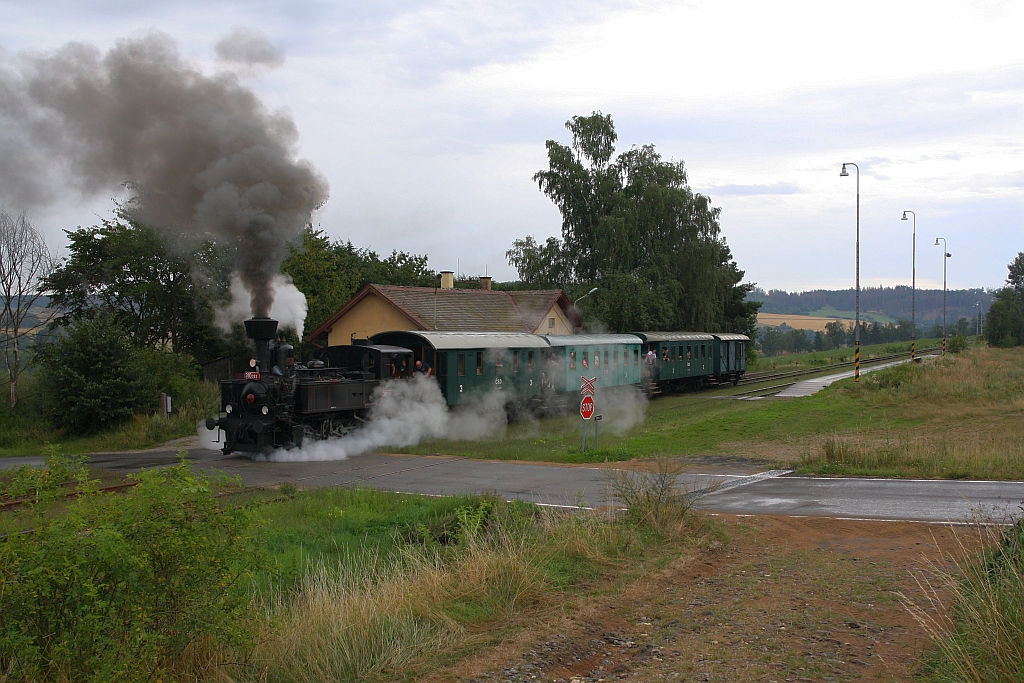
[580,395,595,419]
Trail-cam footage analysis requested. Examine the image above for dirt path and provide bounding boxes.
[438,515,966,683]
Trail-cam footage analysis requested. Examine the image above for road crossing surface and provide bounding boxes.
[5,448,1020,523]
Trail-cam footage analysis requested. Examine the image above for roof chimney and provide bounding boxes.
[440,271,454,289]
[479,275,492,291]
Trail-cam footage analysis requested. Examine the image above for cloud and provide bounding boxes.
[215,26,284,68]
[704,182,801,197]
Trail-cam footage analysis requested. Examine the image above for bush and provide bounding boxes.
[0,457,262,682]
[34,316,153,434]
[949,334,969,354]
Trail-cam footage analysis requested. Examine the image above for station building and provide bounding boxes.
[309,272,583,346]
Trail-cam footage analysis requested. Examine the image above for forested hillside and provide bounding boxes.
[748,286,991,327]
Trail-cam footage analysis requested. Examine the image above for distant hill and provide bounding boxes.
[747,286,992,328]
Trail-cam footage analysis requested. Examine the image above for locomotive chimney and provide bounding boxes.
[245,317,278,372]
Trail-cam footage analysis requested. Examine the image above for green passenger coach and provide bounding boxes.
[633,332,716,387]
[369,331,550,406]
[541,334,643,394]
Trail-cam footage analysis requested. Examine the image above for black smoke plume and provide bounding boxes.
[0,32,328,317]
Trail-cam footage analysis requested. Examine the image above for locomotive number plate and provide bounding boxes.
[243,371,261,380]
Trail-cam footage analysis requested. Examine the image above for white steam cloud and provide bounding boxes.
[216,273,307,339]
[593,385,648,435]
[268,375,507,462]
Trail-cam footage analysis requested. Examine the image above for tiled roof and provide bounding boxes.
[310,284,579,339]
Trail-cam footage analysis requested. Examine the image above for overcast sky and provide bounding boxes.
[1,0,1021,291]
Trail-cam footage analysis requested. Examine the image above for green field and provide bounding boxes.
[748,336,946,372]
[804,305,897,324]
[399,345,1024,480]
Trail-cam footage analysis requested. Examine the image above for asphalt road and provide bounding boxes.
[5,448,1022,523]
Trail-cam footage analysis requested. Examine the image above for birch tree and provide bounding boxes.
[0,208,54,407]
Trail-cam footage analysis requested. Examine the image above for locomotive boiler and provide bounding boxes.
[205,317,413,456]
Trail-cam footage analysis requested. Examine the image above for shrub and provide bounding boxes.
[949,334,968,354]
[34,315,153,434]
[0,456,262,682]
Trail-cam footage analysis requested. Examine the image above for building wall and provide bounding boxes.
[534,305,575,335]
[326,294,419,346]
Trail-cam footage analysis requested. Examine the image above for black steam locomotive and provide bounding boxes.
[205,317,413,456]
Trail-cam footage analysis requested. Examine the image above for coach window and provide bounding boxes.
[513,352,520,373]
[495,353,504,373]
[662,346,669,362]
[613,349,619,367]
[457,352,465,377]
[528,350,535,370]
[476,352,483,375]
[594,351,601,368]
[687,345,692,360]
[569,350,576,370]
[701,344,706,359]
[634,348,639,365]
[582,351,588,368]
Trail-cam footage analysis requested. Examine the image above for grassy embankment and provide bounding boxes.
[399,345,1024,480]
[0,378,218,458]
[0,456,711,682]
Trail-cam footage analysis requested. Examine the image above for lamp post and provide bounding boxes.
[574,287,598,308]
[840,163,860,381]
[935,237,950,354]
[974,301,982,337]
[901,211,916,362]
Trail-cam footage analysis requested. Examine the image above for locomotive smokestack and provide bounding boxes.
[245,317,278,372]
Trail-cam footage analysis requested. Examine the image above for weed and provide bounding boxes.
[603,458,696,529]
[903,519,1024,682]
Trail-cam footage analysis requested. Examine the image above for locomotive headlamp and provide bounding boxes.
[261,406,269,415]
[225,404,233,414]
[249,358,257,368]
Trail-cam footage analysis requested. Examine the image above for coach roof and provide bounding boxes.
[370,331,551,350]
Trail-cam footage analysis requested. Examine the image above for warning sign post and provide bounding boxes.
[580,377,598,452]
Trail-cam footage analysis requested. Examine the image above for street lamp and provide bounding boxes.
[934,237,950,354]
[574,287,598,308]
[901,211,917,362]
[840,163,861,381]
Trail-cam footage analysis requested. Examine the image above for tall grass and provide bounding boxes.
[229,483,700,683]
[800,348,1024,479]
[903,520,1024,682]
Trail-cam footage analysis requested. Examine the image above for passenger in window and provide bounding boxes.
[662,347,669,362]
[570,351,577,370]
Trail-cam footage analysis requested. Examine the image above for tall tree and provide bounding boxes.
[44,217,229,360]
[511,112,760,333]
[986,252,1024,347]
[282,227,436,339]
[0,208,55,406]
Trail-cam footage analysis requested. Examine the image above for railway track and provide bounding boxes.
[736,346,940,387]
[726,347,940,398]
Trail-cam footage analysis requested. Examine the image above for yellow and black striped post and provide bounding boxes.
[942,337,946,355]
[910,337,915,363]
[854,341,860,381]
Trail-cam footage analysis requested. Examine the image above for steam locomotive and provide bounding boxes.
[204,317,413,456]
